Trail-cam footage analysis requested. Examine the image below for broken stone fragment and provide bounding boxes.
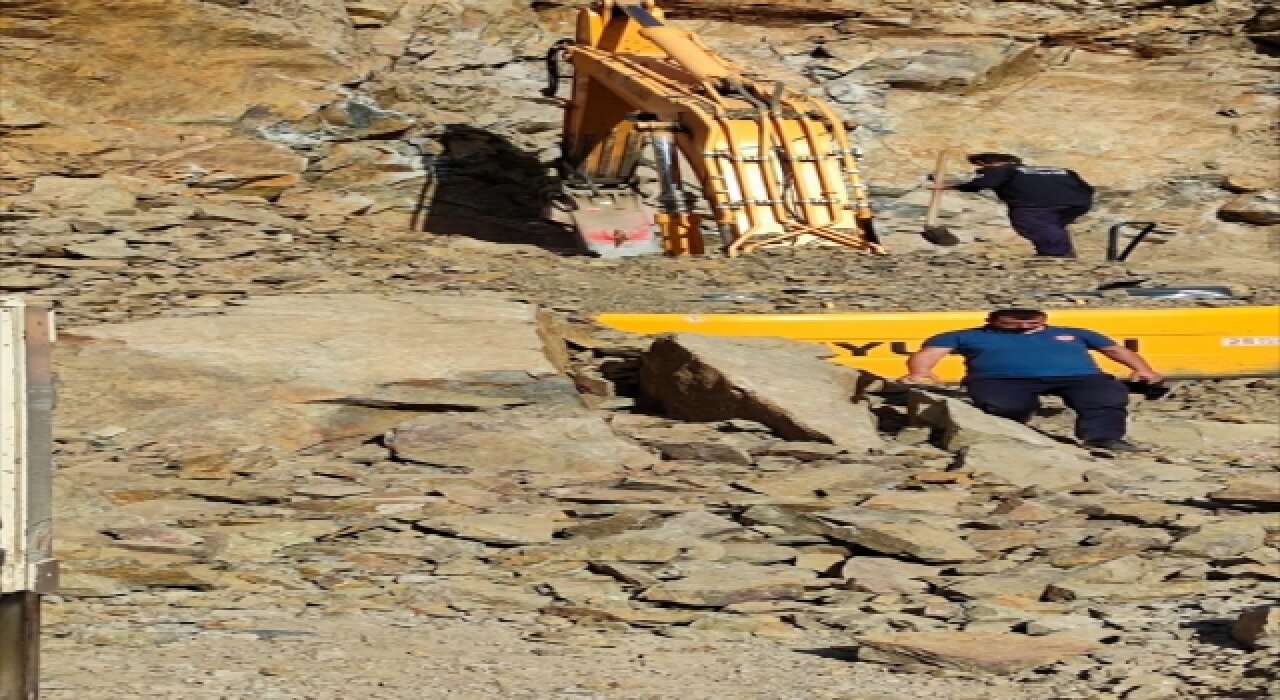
[1230,606,1280,649]
[936,567,1064,603]
[541,604,700,626]
[857,630,1100,674]
[0,274,56,291]
[1042,580,1209,603]
[650,511,744,538]
[174,451,276,480]
[101,525,206,556]
[1056,554,1153,585]
[840,556,937,594]
[1210,477,1280,507]
[791,545,847,572]
[638,562,815,607]
[834,520,982,563]
[753,441,847,461]
[721,545,798,568]
[55,572,132,598]
[734,463,893,500]
[557,511,662,539]
[65,238,139,260]
[333,384,531,411]
[1217,190,1280,225]
[63,563,222,591]
[957,442,1089,488]
[192,203,297,229]
[859,490,968,516]
[639,334,882,451]
[1021,613,1112,640]
[496,534,726,565]
[587,561,661,587]
[387,405,655,475]
[417,579,551,611]
[1170,521,1267,559]
[29,176,138,213]
[415,513,560,546]
[293,482,374,498]
[907,390,1057,450]
[652,439,754,464]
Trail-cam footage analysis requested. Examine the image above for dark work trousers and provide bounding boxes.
[1008,205,1089,257]
[965,374,1130,442]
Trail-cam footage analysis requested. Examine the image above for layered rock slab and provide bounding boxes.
[56,294,560,449]
[386,405,655,476]
[907,390,1057,450]
[640,334,883,451]
[858,631,1101,674]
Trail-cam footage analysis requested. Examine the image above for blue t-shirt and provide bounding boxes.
[923,325,1116,379]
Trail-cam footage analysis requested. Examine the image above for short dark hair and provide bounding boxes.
[988,308,1046,321]
[967,152,1022,166]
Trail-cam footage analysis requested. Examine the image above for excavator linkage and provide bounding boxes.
[542,0,883,257]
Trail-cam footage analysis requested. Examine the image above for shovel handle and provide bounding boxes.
[925,150,948,227]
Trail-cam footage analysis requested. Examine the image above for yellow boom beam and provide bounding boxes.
[596,306,1280,382]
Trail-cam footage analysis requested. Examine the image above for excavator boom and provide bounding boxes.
[543,0,883,257]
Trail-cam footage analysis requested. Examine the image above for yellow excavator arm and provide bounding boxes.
[542,0,883,258]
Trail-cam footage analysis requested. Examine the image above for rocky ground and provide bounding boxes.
[3,0,1279,698]
[36,295,1280,699]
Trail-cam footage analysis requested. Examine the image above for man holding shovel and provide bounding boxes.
[932,152,1094,258]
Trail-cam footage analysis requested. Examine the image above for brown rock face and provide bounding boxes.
[2,0,358,124]
[639,334,883,451]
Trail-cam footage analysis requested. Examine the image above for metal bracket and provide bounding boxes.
[1107,221,1175,262]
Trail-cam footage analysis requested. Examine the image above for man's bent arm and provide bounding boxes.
[1096,345,1163,383]
[901,347,953,382]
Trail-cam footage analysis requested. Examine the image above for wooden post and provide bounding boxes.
[0,592,40,700]
[1,298,57,700]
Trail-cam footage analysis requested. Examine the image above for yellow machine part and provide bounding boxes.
[557,1,880,256]
[596,306,1280,382]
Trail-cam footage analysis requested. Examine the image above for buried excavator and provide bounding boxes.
[541,0,883,258]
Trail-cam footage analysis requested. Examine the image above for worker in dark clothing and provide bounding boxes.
[900,308,1163,452]
[933,153,1094,258]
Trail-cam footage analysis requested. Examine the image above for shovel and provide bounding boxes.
[922,150,960,246]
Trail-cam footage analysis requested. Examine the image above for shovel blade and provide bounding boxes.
[922,226,960,246]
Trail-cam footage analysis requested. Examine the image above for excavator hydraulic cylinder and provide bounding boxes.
[651,130,704,255]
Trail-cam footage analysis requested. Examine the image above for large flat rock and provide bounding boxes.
[56,294,561,449]
[858,631,1101,675]
[639,334,883,452]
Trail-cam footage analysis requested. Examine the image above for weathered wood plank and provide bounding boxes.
[0,592,40,700]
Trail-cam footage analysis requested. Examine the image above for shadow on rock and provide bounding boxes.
[1184,618,1250,651]
[411,123,578,253]
[792,647,860,662]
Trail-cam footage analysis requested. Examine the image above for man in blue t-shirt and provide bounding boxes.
[901,308,1163,452]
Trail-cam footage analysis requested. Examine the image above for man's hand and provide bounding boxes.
[1097,345,1163,386]
[903,347,952,385]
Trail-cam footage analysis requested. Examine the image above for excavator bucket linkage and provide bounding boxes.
[543,0,883,257]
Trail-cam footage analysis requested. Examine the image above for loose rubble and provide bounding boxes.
[40,302,1280,699]
[5,0,1278,698]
